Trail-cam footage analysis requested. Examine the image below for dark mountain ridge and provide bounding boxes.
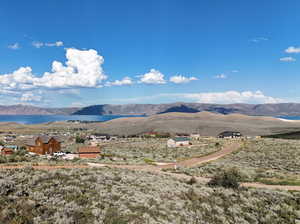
[2,103,300,116]
[73,102,300,116]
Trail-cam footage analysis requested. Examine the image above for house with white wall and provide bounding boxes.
[167,137,191,148]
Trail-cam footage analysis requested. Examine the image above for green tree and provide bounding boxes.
[75,136,85,144]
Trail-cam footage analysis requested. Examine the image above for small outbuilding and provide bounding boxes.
[190,133,201,140]
[217,131,242,139]
[167,137,191,148]
[0,146,14,155]
[78,146,101,158]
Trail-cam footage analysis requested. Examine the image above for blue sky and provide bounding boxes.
[1,0,300,107]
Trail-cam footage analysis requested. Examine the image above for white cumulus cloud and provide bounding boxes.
[8,43,20,50]
[250,37,268,43]
[20,92,42,102]
[285,46,300,54]
[139,69,166,84]
[34,48,107,88]
[105,77,133,86]
[45,41,64,47]
[32,41,44,48]
[0,67,35,91]
[70,102,85,107]
[180,90,283,104]
[111,91,283,104]
[32,41,64,48]
[280,57,296,62]
[0,48,107,90]
[169,75,198,84]
[214,74,227,79]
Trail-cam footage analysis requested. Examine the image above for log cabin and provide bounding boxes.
[25,136,62,155]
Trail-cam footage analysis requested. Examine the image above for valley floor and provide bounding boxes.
[1,137,300,223]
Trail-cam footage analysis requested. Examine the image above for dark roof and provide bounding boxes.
[25,135,62,146]
[40,135,62,143]
[78,146,101,153]
[172,137,190,142]
[218,131,242,137]
[25,139,36,146]
[5,145,18,150]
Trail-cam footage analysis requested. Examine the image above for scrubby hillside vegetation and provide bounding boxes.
[176,139,300,186]
[263,131,300,140]
[99,138,222,164]
[0,167,299,224]
[91,112,300,137]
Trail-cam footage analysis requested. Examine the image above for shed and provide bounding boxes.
[78,146,101,158]
[167,137,191,148]
[190,134,201,140]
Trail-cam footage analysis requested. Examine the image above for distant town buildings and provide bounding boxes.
[217,131,242,139]
[3,135,16,143]
[87,134,118,146]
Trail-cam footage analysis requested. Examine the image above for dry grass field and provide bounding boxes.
[0,137,223,166]
[91,112,300,136]
[175,138,300,185]
[0,167,299,224]
[96,138,223,164]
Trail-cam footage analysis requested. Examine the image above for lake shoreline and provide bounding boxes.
[0,114,300,125]
[0,114,146,125]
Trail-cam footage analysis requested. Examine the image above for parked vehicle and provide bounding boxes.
[53,152,66,156]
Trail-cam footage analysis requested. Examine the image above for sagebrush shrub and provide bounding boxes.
[208,168,242,189]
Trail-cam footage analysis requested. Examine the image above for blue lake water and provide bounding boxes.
[0,114,299,125]
[276,116,300,120]
[0,115,145,124]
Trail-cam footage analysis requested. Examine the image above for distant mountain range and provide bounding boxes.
[72,103,300,116]
[2,103,300,116]
[0,105,79,115]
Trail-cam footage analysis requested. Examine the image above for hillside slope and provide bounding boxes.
[93,112,300,136]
